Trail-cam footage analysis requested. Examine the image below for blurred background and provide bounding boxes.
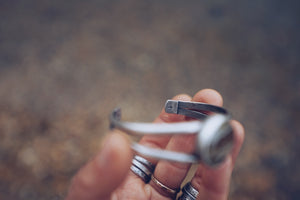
[0,0,299,199]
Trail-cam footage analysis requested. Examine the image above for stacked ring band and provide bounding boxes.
[130,155,155,183]
[134,155,155,172]
[178,182,199,200]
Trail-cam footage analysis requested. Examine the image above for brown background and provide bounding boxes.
[0,1,299,199]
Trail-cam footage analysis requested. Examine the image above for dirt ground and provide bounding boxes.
[0,1,299,199]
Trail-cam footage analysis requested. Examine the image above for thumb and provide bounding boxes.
[66,132,133,200]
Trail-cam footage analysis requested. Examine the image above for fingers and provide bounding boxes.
[138,94,192,164]
[191,119,245,200]
[65,133,132,200]
[192,89,223,106]
[139,89,223,163]
[149,89,224,197]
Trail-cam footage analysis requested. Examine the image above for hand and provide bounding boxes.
[65,89,245,200]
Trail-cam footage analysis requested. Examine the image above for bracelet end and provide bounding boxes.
[164,100,179,114]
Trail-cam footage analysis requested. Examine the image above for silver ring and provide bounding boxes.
[130,155,155,183]
[130,165,150,183]
[178,182,199,200]
[132,159,152,177]
[134,155,155,172]
[150,175,179,199]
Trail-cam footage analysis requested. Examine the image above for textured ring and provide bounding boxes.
[132,159,152,177]
[130,155,155,183]
[150,175,179,199]
[134,155,155,172]
[130,165,150,183]
[178,182,199,200]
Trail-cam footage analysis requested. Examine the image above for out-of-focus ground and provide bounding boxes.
[0,1,299,199]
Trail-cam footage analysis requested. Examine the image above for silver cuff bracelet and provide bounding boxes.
[109,100,233,166]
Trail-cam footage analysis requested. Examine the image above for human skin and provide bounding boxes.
[66,89,245,200]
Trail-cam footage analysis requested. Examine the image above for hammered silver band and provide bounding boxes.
[130,155,155,183]
[178,182,199,200]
